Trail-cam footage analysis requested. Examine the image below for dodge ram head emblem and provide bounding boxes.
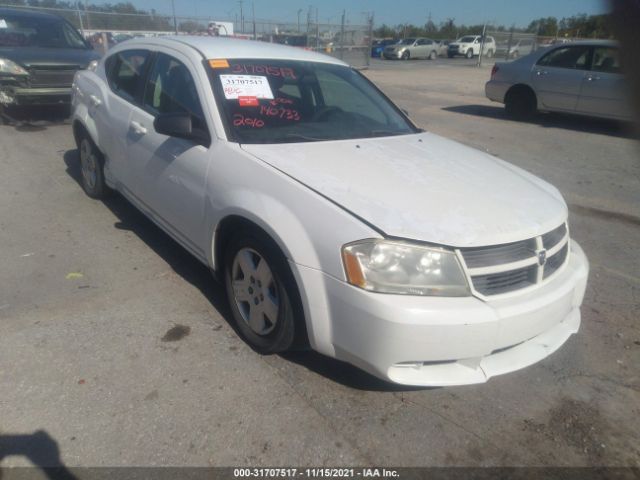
[537,249,547,266]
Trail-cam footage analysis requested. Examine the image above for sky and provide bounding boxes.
[139,0,609,28]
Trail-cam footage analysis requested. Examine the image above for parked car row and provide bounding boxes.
[374,35,500,60]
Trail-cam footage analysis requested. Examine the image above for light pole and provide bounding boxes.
[297,9,302,33]
[171,0,177,34]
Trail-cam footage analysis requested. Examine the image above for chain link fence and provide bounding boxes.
[0,4,373,67]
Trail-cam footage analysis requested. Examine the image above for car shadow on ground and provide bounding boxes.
[62,149,426,393]
[0,430,77,479]
[442,104,638,139]
[0,105,71,131]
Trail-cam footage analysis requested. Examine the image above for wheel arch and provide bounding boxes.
[504,83,537,105]
[212,213,311,349]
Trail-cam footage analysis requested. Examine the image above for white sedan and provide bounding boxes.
[486,40,632,121]
[71,36,589,386]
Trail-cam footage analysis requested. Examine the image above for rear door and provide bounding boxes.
[531,45,591,112]
[576,46,632,120]
[99,49,152,186]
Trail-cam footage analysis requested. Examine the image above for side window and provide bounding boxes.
[591,47,621,74]
[537,46,590,70]
[142,53,207,132]
[106,49,150,102]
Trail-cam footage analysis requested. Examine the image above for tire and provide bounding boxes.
[466,49,474,59]
[224,229,301,354]
[401,50,410,60]
[77,130,110,199]
[486,49,494,58]
[429,50,437,60]
[505,87,537,119]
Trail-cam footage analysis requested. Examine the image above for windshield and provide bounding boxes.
[0,14,87,49]
[458,36,476,43]
[399,38,415,45]
[209,59,418,144]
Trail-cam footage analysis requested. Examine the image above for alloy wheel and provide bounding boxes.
[230,248,280,336]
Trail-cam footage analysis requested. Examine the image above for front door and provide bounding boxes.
[126,51,213,255]
[531,45,591,112]
[576,46,632,120]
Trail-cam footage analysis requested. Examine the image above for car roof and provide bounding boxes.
[0,7,64,20]
[119,36,348,66]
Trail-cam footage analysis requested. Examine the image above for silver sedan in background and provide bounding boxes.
[486,40,632,121]
[382,37,440,60]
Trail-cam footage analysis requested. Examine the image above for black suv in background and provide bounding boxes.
[0,8,99,109]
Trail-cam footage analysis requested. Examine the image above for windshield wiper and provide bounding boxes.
[368,130,405,138]
[282,133,324,142]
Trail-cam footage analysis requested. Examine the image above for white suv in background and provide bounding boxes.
[448,35,496,59]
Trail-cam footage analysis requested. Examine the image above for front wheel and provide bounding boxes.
[486,49,494,58]
[465,49,474,59]
[401,50,410,60]
[224,230,300,353]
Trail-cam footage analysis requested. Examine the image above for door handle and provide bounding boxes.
[89,94,101,107]
[130,121,147,135]
[587,75,600,82]
[536,70,548,76]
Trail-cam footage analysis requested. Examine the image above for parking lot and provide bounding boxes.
[1,60,639,468]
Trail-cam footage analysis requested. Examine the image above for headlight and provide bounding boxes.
[87,60,99,72]
[0,58,28,76]
[342,239,470,297]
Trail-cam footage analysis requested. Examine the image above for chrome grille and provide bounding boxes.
[542,223,567,249]
[472,265,537,296]
[462,238,536,268]
[543,243,568,279]
[459,223,570,297]
[29,68,77,88]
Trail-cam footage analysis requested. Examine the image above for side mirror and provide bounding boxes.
[154,112,193,138]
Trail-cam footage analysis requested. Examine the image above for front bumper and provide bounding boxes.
[382,50,403,59]
[0,86,72,106]
[319,240,589,386]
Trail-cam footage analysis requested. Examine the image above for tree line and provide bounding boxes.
[373,13,614,40]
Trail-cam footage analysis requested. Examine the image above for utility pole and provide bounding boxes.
[238,0,244,33]
[252,2,256,39]
[297,8,302,33]
[171,0,177,34]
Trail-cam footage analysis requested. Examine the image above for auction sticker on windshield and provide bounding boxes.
[220,75,274,100]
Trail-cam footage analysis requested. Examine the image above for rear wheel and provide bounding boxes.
[77,131,110,199]
[486,49,494,58]
[505,86,537,119]
[224,229,301,354]
[429,50,437,60]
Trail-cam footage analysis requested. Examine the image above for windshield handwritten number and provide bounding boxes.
[233,114,265,128]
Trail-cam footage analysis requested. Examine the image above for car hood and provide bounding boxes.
[0,47,99,68]
[241,132,567,248]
